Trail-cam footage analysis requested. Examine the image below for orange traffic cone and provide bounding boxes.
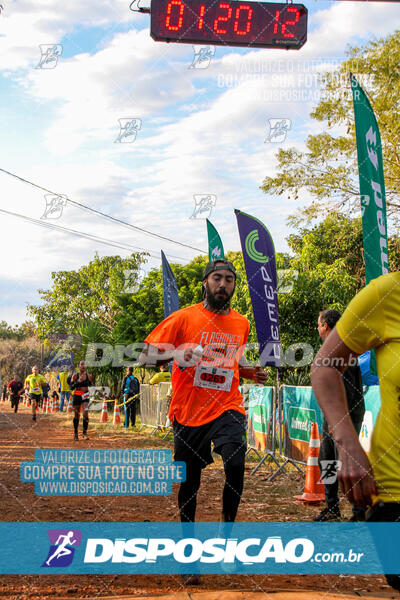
[67,396,73,413]
[42,398,47,413]
[113,401,121,425]
[100,400,108,423]
[294,422,325,503]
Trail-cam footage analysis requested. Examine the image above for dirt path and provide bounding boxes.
[0,402,393,600]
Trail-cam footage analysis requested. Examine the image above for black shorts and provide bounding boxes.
[173,409,247,469]
[72,394,89,407]
[30,393,41,403]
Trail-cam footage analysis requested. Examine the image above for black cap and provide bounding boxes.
[203,259,237,280]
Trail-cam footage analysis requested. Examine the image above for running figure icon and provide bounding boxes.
[45,531,77,566]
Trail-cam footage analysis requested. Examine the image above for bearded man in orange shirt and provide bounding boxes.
[141,259,267,524]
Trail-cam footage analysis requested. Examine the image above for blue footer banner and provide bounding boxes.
[0,522,398,574]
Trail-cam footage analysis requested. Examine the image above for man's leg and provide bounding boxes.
[350,415,366,521]
[14,398,19,413]
[123,395,129,427]
[178,461,202,522]
[219,442,246,522]
[73,403,80,440]
[317,419,340,517]
[130,400,137,427]
[31,396,37,421]
[60,392,65,412]
[82,402,89,439]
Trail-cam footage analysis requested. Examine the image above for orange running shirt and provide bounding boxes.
[144,302,250,426]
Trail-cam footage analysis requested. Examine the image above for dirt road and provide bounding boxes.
[0,402,393,600]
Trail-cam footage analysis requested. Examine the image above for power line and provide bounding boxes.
[0,167,206,253]
[0,207,188,262]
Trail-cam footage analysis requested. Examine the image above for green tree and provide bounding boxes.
[113,255,207,346]
[28,252,146,339]
[0,320,36,340]
[261,31,400,225]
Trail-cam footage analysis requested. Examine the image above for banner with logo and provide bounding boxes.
[351,75,389,375]
[235,209,280,367]
[281,386,323,463]
[351,74,389,283]
[247,386,274,452]
[1,521,399,574]
[206,219,224,261]
[359,385,381,453]
[161,250,179,318]
[44,350,74,371]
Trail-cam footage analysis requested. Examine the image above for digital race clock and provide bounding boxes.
[151,0,307,50]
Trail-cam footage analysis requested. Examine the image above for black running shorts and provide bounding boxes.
[173,409,247,469]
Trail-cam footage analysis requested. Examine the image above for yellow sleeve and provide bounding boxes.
[336,276,387,355]
[149,373,160,385]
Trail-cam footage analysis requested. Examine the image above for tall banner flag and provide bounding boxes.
[235,209,280,367]
[351,74,389,376]
[161,251,179,318]
[351,74,389,283]
[206,219,224,261]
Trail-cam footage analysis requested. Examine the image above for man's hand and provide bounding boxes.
[179,346,203,367]
[254,366,268,384]
[336,441,377,508]
[239,366,268,383]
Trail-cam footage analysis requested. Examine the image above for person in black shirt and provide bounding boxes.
[8,376,23,413]
[313,309,365,522]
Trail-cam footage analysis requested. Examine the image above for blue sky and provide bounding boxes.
[0,0,399,324]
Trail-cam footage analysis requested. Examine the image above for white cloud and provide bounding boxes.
[0,0,140,70]
[1,1,399,323]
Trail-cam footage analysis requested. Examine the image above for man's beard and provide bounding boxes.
[204,282,234,310]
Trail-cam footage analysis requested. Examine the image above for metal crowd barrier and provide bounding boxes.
[137,381,381,483]
[139,382,172,436]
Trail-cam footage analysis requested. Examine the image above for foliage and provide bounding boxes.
[0,337,43,384]
[23,212,400,390]
[28,252,146,339]
[261,31,400,226]
[0,320,36,340]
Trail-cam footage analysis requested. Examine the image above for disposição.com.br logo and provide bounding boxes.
[41,529,82,568]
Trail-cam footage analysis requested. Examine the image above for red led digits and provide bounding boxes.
[233,5,253,36]
[214,3,233,35]
[273,7,300,38]
[151,0,307,50]
[273,9,280,34]
[281,7,300,38]
[198,4,206,30]
[165,0,185,31]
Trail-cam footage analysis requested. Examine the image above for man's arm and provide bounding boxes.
[311,328,377,507]
[239,366,268,384]
[138,344,175,368]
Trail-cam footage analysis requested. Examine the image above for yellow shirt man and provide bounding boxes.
[58,371,71,392]
[25,373,47,394]
[336,271,400,502]
[149,371,172,385]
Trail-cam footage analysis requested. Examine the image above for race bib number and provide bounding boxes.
[194,364,234,392]
[32,386,40,393]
